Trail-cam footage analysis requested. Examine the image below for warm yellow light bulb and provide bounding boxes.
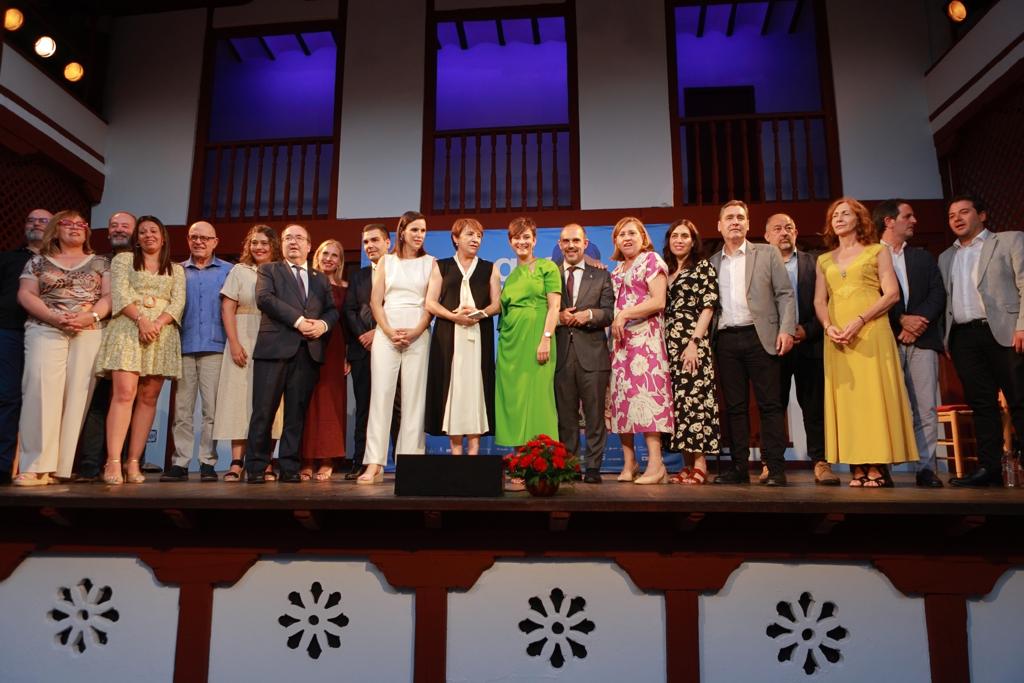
[4,8,24,31]
[34,35,56,58]
[947,1,968,23]
[64,62,84,82]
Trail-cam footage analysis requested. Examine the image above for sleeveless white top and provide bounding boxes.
[382,253,433,327]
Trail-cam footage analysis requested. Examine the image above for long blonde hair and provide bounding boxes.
[313,239,346,285]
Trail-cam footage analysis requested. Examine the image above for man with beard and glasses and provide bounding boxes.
[0,208,51,483]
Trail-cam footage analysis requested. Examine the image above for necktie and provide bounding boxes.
[566,266,577,307]
[293,264,307,303]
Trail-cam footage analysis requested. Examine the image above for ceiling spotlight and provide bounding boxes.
[64,62,84,82]
[34,35,56,58]
[4,8,24,31]
[947,1,967,23]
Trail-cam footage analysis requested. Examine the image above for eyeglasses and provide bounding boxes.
[26,217,50,225]
[188,235,216,243]
[283,235,308,243]
[58,220,89,229]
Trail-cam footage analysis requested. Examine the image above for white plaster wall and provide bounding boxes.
[336,0,426,218]
[0,46,106,172]
[213,0,339,28]
[968,568,1024,683]
[576,0,674,210]
[825,0,943,199]
[926,1,1024,133]
[93,9,206,225]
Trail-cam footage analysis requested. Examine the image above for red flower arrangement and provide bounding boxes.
[504,434,580,492]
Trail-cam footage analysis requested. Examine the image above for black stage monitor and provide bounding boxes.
[394,454,504,497]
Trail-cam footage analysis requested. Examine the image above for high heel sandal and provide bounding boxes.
[125,460,145,484]
[617,465,640,482]
[102,460,123,485]
[634,467,669,485]
[223,459,244,482]
[356,466,384,486]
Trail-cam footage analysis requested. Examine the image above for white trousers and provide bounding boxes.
[19,324,102,477]
[364,322,430,466]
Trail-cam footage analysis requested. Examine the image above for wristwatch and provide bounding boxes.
[91,312,101,324]
[543,331,552,338]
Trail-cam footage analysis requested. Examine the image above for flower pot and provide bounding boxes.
[525,479,560,497]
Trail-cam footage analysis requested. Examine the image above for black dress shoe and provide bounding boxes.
[246,472,266,484]
[713,469,750,485]
[915,468,944,488]
[140,461,163,474]
[583,469,602,484]
[949,467,1002,488]
[199,464,218,482]
[159,465,189,482]
[278,471,302,483]
[763,472,787,487]
[344,466,365,481]
[68,472,99,483]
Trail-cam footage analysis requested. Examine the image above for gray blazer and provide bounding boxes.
[554,263,614,372]
[938,230,1024,348]
[710,241,796,355]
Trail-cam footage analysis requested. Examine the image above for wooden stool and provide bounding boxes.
[936,404,976,478]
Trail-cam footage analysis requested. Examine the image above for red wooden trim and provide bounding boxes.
[565,0,581,210]
[414,587,447,683]
[933,57,1024,153]
[0,85,105,164]
[0,542,34,582]
[432,2,568,22]
[813,0,843,195]
[665,590,699,683]
[187,7,217,224]
[923,594,970,683]
[209,19,340,40]
[421,0,438,214]
[928,31,1024,122]
[327,0,347,221]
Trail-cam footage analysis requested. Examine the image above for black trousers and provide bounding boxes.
[949,322,1024,471]
[349,354,399,468]
[779,350,825,462]
[0,329,24,474]
[246,344,321,477]
[554,349,610,471]
[716,326,787,474]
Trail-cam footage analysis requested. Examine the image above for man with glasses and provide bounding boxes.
[162,221,231,482]
[0,209,51,483]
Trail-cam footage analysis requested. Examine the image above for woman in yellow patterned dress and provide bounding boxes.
[94,216,186,484]
[813,198,917,487]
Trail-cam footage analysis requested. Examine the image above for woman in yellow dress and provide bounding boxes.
[813,198,917,487]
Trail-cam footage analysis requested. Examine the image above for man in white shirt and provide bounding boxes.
[938,194,1024,486]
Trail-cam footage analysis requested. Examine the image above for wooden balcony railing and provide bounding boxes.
[677,112,835,205]
[199,136,334,221]
[432,124,573,214]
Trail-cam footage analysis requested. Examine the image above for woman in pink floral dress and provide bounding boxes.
[608,217,674,485]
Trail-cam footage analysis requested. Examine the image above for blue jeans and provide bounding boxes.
[0,328,25,474]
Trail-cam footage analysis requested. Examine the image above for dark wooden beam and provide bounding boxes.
[496,18,505,46]
[225,37,242,63]
[761,0,775,36]
[257,36,275,60]
[788,0,805,34]
[696,2,707,38]
[725,2,738,37]
[455,20,468,50]
[295,32,311,56]
[530,16,541,44]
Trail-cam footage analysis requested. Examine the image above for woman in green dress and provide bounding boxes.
[495,217,562,447]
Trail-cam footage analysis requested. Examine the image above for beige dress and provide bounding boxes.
[95,252,185,378]
[212,264,282,440]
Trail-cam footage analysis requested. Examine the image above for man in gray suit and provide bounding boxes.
[939,194,1024,487]
[710,200,796,486]
[554,224,614,484]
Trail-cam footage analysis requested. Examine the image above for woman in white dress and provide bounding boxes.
[212,225,282,481]
[359,211,434,485]
[424,218,501,455]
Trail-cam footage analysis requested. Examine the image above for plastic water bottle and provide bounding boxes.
[1002,452,1018,487]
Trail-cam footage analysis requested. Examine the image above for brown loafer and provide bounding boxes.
[814,461,841,486]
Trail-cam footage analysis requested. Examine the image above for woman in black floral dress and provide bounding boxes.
[662,219,720,484]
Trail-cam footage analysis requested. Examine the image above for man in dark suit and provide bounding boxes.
[764,214,839,485]
[246,224,339,483]
[875,199,947,488]
[343,224,400,480]
[554,224,614,483]
[939,194,1024,487]
[710,200,795,486]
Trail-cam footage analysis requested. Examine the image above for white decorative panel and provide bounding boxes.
[447,560,665,682]
[0,554,178,683]
[701,562,930,683]
[208,558,413,683]
[969,567,1024,683]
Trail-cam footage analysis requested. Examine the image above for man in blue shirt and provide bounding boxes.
[161,220,231,482]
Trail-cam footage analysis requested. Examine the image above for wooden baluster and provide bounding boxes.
[490,134,497,212]
[268,145,279,216]
[239,146,251,218]
[693,123,703,205]
[536,131,544,209]
[283,144,294,215]
[756,122,766,202]
[224,146,237,219]
[459,134,467,212]
[505,135,512,211]
[520,132,528,210]
[443,136,452,213]
[772,119,781,202]
[552,131,559,208]
[475,134,482,212]
[788,119,799,200]
[297,144,308,217]
[210,146,223,219]
[312,143,322,219]
[804,117,816,199]
[741,120,751,203]
[725,121,734,200]
[710,121,719,204]
[254,145,265,218]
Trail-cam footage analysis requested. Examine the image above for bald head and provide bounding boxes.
[187,220,218,265]
[765,213,797,258]
[25,208,52,249]
[282,224,312,265]
[108,211,137,252]
[559,223,588,266]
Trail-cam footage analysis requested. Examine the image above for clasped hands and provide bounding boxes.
[896,313,928,344]
[136,315,164,344]
[451,305,481,328]
[386,327,420,349]
[826,316,866,346]
[52,308,96,334]
[559,307,590,328]
[298,318,328,340]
